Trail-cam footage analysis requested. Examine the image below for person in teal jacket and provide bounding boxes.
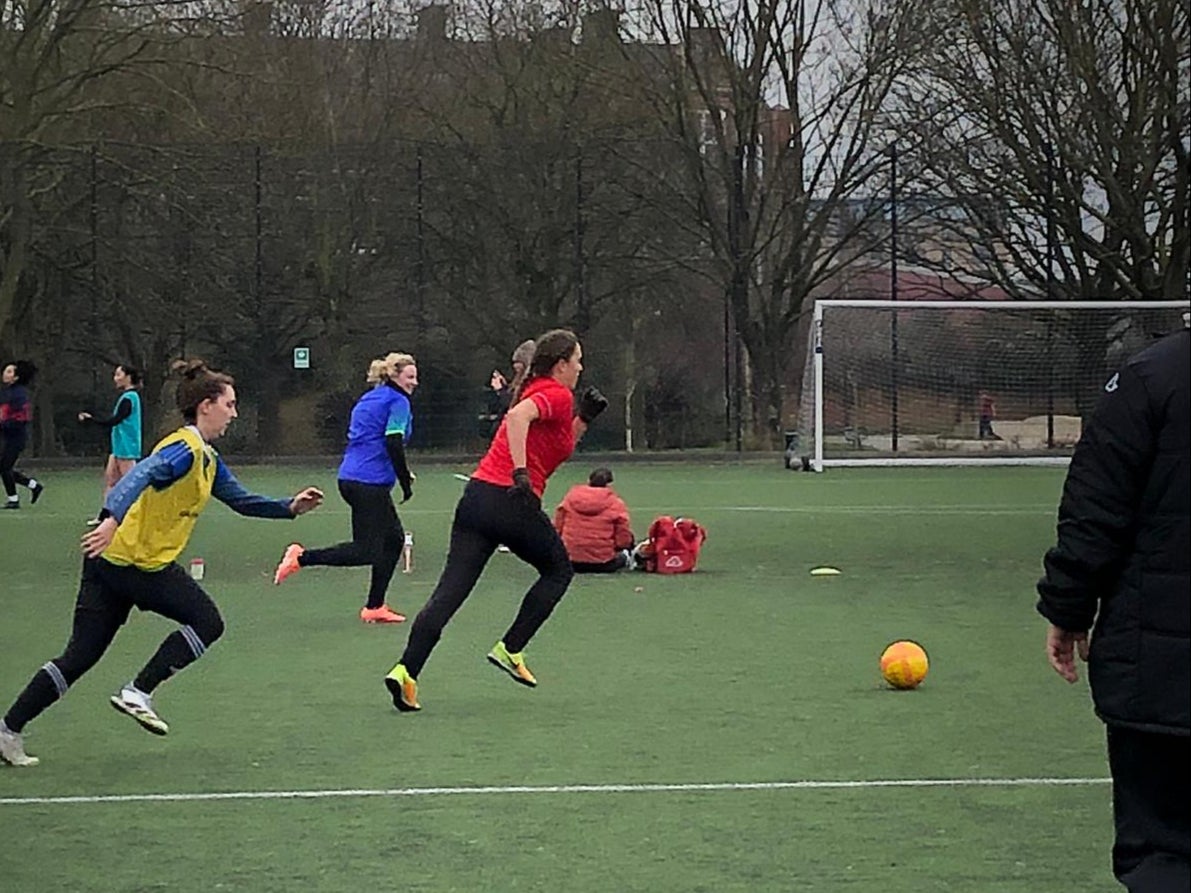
[79,363,144,522]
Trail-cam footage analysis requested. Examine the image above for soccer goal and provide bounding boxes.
[793,299,1190,471]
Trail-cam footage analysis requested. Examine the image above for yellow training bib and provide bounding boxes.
[104,426,216,570]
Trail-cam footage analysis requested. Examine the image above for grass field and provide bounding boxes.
[1,462,1115,892]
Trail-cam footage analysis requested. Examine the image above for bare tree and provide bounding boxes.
[620,0,925,446]
[399,0,709,439]
[129,2,433,447]
[896,0,1189,303]
[408,1,608,341]
[0,0,185,345]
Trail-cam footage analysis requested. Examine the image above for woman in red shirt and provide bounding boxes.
[384,330,607,712]
[554,467,635,572]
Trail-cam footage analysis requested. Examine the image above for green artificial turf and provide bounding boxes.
[0,463,1116,891]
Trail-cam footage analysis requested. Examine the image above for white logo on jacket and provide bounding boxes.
[1104,373,1119,393]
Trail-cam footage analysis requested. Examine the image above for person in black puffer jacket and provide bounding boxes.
[1037,327,1189,893]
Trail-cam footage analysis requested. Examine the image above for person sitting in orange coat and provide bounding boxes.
[553,467,635,573]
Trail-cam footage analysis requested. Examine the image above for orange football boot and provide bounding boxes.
[273,543,305,585]
[360,605,406,624]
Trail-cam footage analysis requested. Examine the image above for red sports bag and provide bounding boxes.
[639,515,707,574]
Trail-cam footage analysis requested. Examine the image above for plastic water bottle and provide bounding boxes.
[402,532,414,573]
[189,558,205,581]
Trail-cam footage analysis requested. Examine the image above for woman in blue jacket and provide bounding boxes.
[273,352,418,624]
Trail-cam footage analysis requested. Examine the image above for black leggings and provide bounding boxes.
[2,558,225,732]
[572,554,630,574]
[299,479,404,609]
[1,428,32,497]
[400,480,573,678]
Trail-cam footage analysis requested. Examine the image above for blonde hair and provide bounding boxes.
[365,358,387,385]
[367,352,416,386]
[383,352,416,379]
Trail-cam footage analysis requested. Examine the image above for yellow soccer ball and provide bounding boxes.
[880,640,929,690]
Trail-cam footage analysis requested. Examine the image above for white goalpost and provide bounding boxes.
[794,299,1190,472]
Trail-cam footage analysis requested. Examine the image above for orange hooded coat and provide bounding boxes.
[553,484,634,564]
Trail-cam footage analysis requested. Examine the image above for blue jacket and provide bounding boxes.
[337,383,413,486]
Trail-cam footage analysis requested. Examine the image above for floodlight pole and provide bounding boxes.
[254,145,263,327]
[89,144,99,396]
[723,291,731,444]
[416,144,426,335]
[1044,142,1056,449]
[889,144,900,452]
[728,142,747,452]
[574,146,588,333]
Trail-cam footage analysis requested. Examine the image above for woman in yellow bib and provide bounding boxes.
[0,360,323,767]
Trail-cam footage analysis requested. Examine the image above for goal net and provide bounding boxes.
[793,300,1190,470]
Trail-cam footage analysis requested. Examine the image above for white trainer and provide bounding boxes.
[0,721,39,767]
[110,685,169,736]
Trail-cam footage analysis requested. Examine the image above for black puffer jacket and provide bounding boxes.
[1037,329,1189,735]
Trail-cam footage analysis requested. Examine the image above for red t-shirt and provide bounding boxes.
[472,377,575,497]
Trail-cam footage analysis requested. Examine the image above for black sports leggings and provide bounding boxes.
[299,479,404,609]
[400,479,573,678]
[1,428,32,497]
[572,554,630,574]
[3,558,225,732]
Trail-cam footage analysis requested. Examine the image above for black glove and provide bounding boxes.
[398,474,414,504]
[509,467,537,505]
[577,386,609,424]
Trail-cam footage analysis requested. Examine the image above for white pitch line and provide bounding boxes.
[174,505,1059,520]
[720,505,1053,515]
[0,776,1110,807]
[16,505,1053,522]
